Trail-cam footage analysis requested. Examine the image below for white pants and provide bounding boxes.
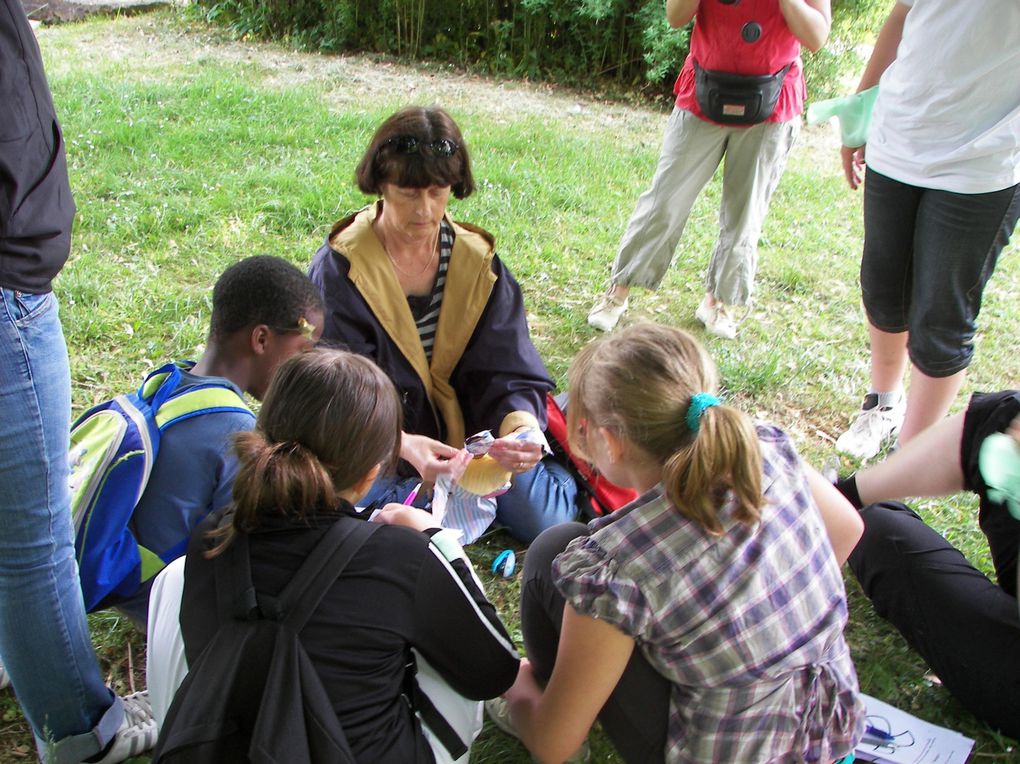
[146,558,483,762]
[612,107,799,305]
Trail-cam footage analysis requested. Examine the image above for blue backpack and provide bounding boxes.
[70,362,253,612]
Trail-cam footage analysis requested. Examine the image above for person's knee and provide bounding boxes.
[848,501,921,583]
[497,459,578,544]
[861,296,908,336]
[524,523,590,580]
[907,325,973,378]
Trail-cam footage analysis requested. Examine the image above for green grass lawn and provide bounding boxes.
[2,9,1017,762]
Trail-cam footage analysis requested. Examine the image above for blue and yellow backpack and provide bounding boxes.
[69,361,252,612]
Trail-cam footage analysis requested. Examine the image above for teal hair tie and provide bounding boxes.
[686,393,720,434]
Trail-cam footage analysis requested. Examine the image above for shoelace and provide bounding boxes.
[122,691,152,720]
[119,693,157,752]
[596,294,626,310]
[850,406,895,438]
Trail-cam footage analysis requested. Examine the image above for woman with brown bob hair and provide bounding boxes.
[148,349,520,762]
[309,106,578,544]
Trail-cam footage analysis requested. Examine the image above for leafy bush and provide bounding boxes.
[804,0,889,99]
[195,0,887,102]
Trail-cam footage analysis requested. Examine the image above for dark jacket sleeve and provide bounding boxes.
[0,0,76,292]
[411,539,520,700]
[452,254,553,435]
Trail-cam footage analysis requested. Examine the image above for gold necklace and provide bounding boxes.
[379,224,440,278]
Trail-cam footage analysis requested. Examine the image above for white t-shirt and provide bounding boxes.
[867,0,1020,194]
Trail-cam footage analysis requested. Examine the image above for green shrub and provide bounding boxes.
[804,0,888,99]
[195,0,887,102]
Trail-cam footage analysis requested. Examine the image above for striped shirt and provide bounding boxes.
[553,424,865,762]
[406,220,453,362]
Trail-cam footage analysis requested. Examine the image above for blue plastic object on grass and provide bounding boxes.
[492,549,517,578]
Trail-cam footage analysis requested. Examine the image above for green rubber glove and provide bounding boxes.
[979,432,1020,520]
[806,85,879,147]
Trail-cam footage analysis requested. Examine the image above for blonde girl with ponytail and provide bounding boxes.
[490,324,866,763]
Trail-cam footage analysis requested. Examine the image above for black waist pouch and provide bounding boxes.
[694,61,793,126]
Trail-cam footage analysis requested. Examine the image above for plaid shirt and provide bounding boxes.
[554,424,865,762]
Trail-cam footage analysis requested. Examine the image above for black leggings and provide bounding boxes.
[848,391,1020,739]
[520,523,671,763]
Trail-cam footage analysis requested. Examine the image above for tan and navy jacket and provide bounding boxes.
[309,203,552,448]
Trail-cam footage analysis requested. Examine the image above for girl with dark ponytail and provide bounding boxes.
[148,349,520,763]
[208,348,402,553]
[489,324,867,763]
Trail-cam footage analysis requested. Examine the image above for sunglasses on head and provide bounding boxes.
[381,136,459,157]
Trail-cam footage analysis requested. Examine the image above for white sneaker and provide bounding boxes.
[94,690,158,764]
[0,660,9,690]
[835,393,906,460]
[695,297,736,340]
[485,697,590,763]
[587,292,628,332]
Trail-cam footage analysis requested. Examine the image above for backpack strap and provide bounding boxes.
[141,360,253,430]
[263,518,379,630]
[139,362,184,409]
[403,651,470,760]
[156,387,253,429]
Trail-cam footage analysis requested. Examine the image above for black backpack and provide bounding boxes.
[152,519,376,764]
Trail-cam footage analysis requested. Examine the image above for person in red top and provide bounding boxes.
[587,0,830,339]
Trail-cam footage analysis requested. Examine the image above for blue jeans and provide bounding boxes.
[494,456,578,544]
[0,289,122,762]
[362,455,578,544]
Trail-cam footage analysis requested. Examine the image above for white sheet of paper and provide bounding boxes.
[854,693,974,764]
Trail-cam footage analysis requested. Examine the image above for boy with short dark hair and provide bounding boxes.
[115,255,323,624]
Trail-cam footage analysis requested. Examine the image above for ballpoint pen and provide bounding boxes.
[861,724,896,748]
[402,482,423,505]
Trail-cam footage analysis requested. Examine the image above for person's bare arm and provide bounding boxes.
[804,464,864,564]
[840,1,910,188]
[778,0,832,52]
[666,0,700,29]
[504,607,635,763]
[856,1,910,93]
[854,412,966,505]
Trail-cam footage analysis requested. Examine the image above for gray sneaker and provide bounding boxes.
[835,393,906,460]
[94,691,158,764]
[587,292,629,332]
[485,696,591,763]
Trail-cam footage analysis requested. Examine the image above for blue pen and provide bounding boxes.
[862,724,896,747]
